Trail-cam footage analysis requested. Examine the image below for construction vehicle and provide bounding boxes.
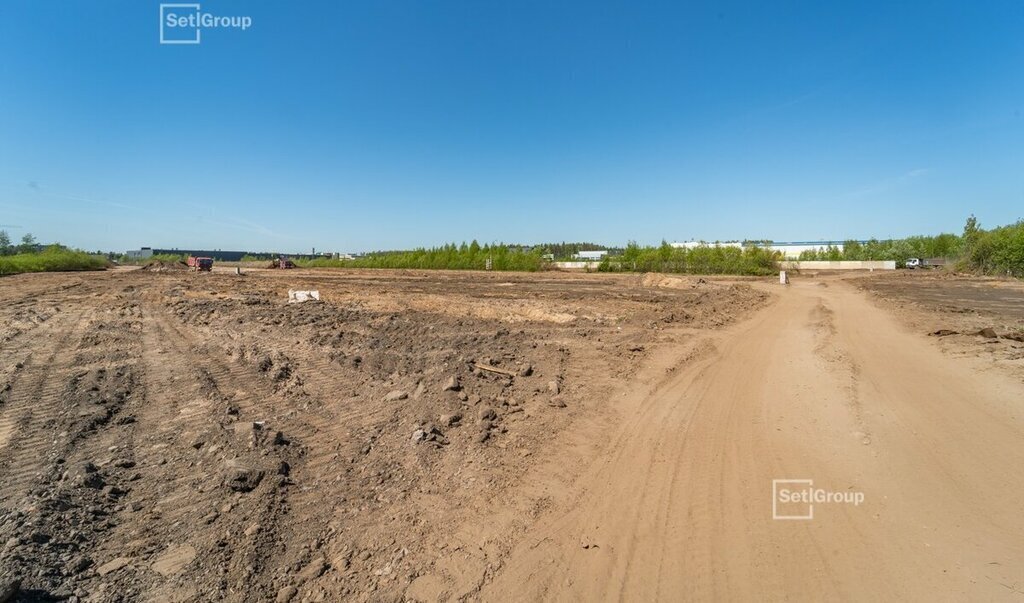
[187,256,214,272]
[271,255,296,269]
[906,257,947,270]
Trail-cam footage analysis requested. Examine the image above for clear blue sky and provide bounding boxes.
[1,1,1022,253]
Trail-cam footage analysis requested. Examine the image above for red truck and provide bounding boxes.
[271,256,295,269]
[187,256,214,272]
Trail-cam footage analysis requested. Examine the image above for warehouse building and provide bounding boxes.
[671,240,865,259]
[124,247,331,261]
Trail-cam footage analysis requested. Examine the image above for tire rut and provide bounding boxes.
[0,308,91,506]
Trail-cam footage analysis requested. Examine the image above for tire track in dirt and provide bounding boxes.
[88,304,279,601]
[157,304,387,508]
[155,309,342,458]
[479,279,1024,601]
[148,302,418,600]
[142,298,410,592]
[135,306,271,520]
[476,290,829,599]
[0,308,91,506]
[277,351,390,471]
[399,334,721,601]
[110,303,323,599]
[0,299,68,392]
[0,303,61,350]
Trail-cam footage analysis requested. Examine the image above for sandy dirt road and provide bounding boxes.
[482,277,1024,600]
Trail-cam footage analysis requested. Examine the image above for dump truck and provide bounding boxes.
[906,257,947,269]
[271,256,296,269]
[187,256,214,272]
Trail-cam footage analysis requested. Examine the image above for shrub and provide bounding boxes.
[0,246,108,276]
[959,218,1024,276]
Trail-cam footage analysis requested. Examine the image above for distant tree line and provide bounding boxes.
[796,235,961,263]
[301,241,546,271]
[958,216,1024,277]
[596,241,780,276]
[300,241,633,271]
[294,219,1024,277]
[534,242,609,260]
[0,230,40,255]
[795,216,1024,276]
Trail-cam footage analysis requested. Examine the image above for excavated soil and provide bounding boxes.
[854,270,1024,380]
[0,268,766,602]
[138,260,188,273]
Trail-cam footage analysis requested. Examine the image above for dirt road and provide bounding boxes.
[480,277,1024,600]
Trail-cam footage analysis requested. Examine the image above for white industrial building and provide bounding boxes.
[671,240,858,259]
[768,241,853,258]
[671,241,743,250]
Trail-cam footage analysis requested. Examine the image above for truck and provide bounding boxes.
[271,256,296,269]
[187,256,214,272]
[905,257,947,269]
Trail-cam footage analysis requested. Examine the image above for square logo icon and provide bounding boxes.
[160,3,201,44]
[772,479,814,520]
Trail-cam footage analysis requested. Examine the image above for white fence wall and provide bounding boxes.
[552,261,603,270]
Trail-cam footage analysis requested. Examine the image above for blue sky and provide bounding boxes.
[1,1,1022,253]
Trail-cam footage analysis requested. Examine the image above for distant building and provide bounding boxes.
[125,247,154,260]
[572,250,608,261]
[767,241,856,259]
[671,241,743,251]
[124,247,336,261]
[124,247,251,261]
[670,240,864,259]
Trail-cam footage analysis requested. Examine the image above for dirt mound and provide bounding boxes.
[639,273,705,289]
[139,259,187,272]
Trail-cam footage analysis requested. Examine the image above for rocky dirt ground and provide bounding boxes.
[0,268,766,602]
[854,270,1024,381]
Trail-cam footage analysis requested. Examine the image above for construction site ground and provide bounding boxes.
[0,268,1021,601]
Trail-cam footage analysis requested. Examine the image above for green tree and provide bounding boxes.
[0,230,10,255]
[963,214,980,241]
[842,240,863,260]
[19,233,37,254]
[961,215,981,257]
[823,245,842,261]
[658,240,673,262]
